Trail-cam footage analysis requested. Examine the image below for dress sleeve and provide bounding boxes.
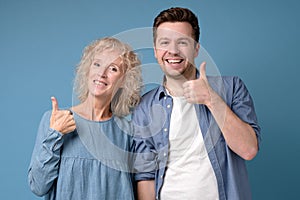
[28,111,64,196]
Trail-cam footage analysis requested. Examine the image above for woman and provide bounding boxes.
[28,37,143,199]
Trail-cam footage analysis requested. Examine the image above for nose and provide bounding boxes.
[168,42,179,55]
[100,73,107,78]
[97,67,108,78]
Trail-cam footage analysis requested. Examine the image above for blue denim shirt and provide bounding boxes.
[133,75,261,200]
[28,111,136,200]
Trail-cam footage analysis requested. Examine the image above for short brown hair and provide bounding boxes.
[153,7,200,43]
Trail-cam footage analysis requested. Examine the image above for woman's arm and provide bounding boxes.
[28,111,64,196]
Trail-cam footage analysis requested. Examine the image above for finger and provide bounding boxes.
[183,92,190,100]
[51,96,59,112]
[62,118,76,134]
[62,110,72,115]
[68,109,73,115]
[55,110,73,123]
[183,86,192,96]
[60,111,74,124]
[199,61,207,80]
[66,114,75,124]
[53,113,75,133]
[182,80,192,89]
[182,82,188,90]
[183,85,191,97]
[65,124,77,134]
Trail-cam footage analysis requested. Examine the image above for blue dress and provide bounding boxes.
[28,111,136,200]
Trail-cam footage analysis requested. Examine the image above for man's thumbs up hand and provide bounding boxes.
[183,62,213,105]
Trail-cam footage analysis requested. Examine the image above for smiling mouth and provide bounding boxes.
[165,59,184,64]
[94,80,108,86]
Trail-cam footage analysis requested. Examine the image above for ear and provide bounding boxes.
[153,39,159,59]
[194,42,200,58]
[153,46,158,59]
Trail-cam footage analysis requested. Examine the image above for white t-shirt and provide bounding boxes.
[160,96,219,200]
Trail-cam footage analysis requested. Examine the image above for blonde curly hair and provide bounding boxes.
[74,37,143,117]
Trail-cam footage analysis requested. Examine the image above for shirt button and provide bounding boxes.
[164,128,168,132]
[160,175,163,179]
[164,96,167,100]
[167,104,171,108]
[164,152,167,157]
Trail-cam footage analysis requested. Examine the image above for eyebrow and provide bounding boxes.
[157,37,170,42]
[92,58,102,62]
[109,62,121,67]
[157,36,191,41]
[93,56,122,67]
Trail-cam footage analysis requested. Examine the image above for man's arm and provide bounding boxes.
[137,180,155,200]
[206,94,258,160]
[183,62,259,160]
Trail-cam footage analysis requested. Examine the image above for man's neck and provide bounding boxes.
[164,67,196,97]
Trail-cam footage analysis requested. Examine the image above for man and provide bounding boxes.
[133,7,261,200]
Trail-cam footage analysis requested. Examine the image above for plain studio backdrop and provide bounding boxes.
[0,0,299,199]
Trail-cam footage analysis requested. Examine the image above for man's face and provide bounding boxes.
[154,22,200,80]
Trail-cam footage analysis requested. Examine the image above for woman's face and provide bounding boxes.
[87,49,125,99]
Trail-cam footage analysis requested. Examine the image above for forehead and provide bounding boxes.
[93,49,122,65]
[156,22,194,40]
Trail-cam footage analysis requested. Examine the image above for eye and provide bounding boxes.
[178,40,188,46]
[108,65,119,72]
[93,62,101,67]
[159,40,169,46]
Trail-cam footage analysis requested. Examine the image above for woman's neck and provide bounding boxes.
[72,96,112,121]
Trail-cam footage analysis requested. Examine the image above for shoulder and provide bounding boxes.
[207,75,248,92]
[207,76,251,104]
[112,116,133,135]
[136,86,167,116]
[207,75,244,86]
[133,86,161,111]
[38,110,52,124]
[141,86,161,100]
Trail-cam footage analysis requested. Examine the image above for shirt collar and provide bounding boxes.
[157,85,168,100]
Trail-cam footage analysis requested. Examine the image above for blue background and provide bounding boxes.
[1,0,299,199]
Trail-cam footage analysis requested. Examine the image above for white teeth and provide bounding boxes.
[167,59,182,64]
[94,80,107,86]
